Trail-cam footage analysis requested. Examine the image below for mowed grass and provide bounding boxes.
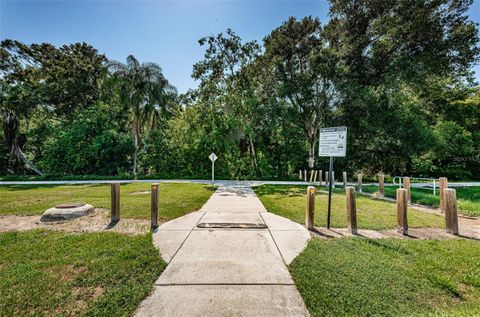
[0,182,213,219]
[363,185,480,217]
[0,230,165,316]
[290,238,480,317]
[254,185,445,230]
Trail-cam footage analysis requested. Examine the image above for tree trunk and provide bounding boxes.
[15,147,43,176]
[249,137,258,171]
[307,136,315,169]
[2,109,43,175]
[132,118,142,176]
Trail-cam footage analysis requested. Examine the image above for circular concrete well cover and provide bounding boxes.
[55,202,86,209]
[41,203,94,222]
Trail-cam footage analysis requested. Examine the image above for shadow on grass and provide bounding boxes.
[254,185,307,197]
[254,184,346,198]
[1,183,107,191]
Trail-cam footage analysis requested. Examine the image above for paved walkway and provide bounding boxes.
[135,185,310,316]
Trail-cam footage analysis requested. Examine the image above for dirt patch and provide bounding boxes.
[73,286,104,300]
[312,227,479,240]
[128,190,151,195]
[0,209,151,235]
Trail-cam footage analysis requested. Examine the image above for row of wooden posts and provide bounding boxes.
[305,176,459,235]
[110,182,160,229]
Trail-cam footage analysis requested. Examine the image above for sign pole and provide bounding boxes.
[319,126,347,230]
[212,159,215,188]
[327,156,333,229]
[209,152,217,189]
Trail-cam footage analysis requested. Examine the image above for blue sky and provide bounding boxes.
[1,0,479,93]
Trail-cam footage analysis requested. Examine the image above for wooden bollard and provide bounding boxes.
[304,169,307,182]
[357,174,363,193]
[343,171,347,189]
[151,183,159,229]
[439,177,448,213]
[331,171,335,188]
[305,186,316,230]
[111,183,120,222]
[325,171,329,186]
[379,173,385,198]
[319,170,323,185]
[404,177,411,203]
[444,189,459,235]
[396,188,408,235]
[313,170,318,183]
[299,169,302,180]
[309,170,314,182]
[346,187,357,234]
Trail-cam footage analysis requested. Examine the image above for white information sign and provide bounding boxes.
[209,153,218,162]
[319,127,347,157]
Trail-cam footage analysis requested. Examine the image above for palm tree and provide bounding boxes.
[107,55,176,175]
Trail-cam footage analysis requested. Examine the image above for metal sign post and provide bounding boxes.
[319,127,347,229]
[209,153,218,188]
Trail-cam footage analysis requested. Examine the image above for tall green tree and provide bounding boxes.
[0,40,106,175]
[263,17,337,168]
[107,55,176,175]
[192,29,261,173]
[325,0,479,173]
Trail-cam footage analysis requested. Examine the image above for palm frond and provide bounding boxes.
[126,55,140,69]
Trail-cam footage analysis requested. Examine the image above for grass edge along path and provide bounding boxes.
[290,237,480,317]
[254,185,445,230]
[0,182,214,219]
[0,230,165,316]
[362,185,480,217]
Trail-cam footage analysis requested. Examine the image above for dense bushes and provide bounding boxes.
[42,103,134,175]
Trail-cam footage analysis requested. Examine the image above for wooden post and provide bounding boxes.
[343,171,347,189]
[309,170,314,183]
[331,171,335,188]
[299,169,302,180]
[319,170,323,185]
[325,171,329,186]
[305,186,316,230]
[439,177,448,213]
[304,169,307,182]
[404,177,411,203]
[151,183,159,229]
[111,183,120,222]
[379,173,385,198]
[357,174,363,193]
[396,188,408,235]
[313,170,318,183]
[444,188,459,235]
[346,187,357,234]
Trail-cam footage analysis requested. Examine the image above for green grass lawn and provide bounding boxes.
[362,185,480,217]
[0,230,165,316]
[0,182,213,220]
[290,238,480,317]
[254,185,445,230]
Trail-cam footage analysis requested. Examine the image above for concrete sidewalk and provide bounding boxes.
[135,185,310,316]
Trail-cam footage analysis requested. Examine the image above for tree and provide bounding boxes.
[324,0,479,173]
[193,29,262,173]
[0,40,106,175]
[107,55,176,175]
[263,17,337,168]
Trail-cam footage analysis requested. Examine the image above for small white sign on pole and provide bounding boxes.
[209,153,217,187]
[209,153,218,162]
[319,126,347,157]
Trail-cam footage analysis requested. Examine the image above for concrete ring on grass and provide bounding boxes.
[40,202,94,222]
